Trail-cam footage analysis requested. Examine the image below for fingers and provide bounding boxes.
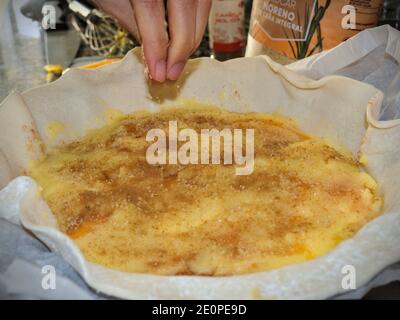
[166,0,211,80]
[89,0,140,41]
[194,0,212,48]
[166,0,196,80]
[131,0,169,82]
[93,0,212,82]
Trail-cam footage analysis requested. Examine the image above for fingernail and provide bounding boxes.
[154,59,166,82]
[167,62,185,81]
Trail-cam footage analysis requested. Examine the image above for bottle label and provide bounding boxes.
[209,0,246,53]
[249,0,384,60]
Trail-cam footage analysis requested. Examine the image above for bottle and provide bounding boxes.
[209,0,246,61]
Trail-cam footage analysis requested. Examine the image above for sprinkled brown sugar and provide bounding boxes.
[29,106,383,276]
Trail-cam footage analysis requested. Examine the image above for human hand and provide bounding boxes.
[89,0,212,82]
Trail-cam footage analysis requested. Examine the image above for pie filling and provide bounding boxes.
[29,106,383,276]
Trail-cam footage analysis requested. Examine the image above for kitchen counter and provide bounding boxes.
[0,0,46,102]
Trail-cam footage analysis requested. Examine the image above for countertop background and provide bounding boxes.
[0,0,46,101]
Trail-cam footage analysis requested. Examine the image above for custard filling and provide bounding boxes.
[29,106,383,275]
